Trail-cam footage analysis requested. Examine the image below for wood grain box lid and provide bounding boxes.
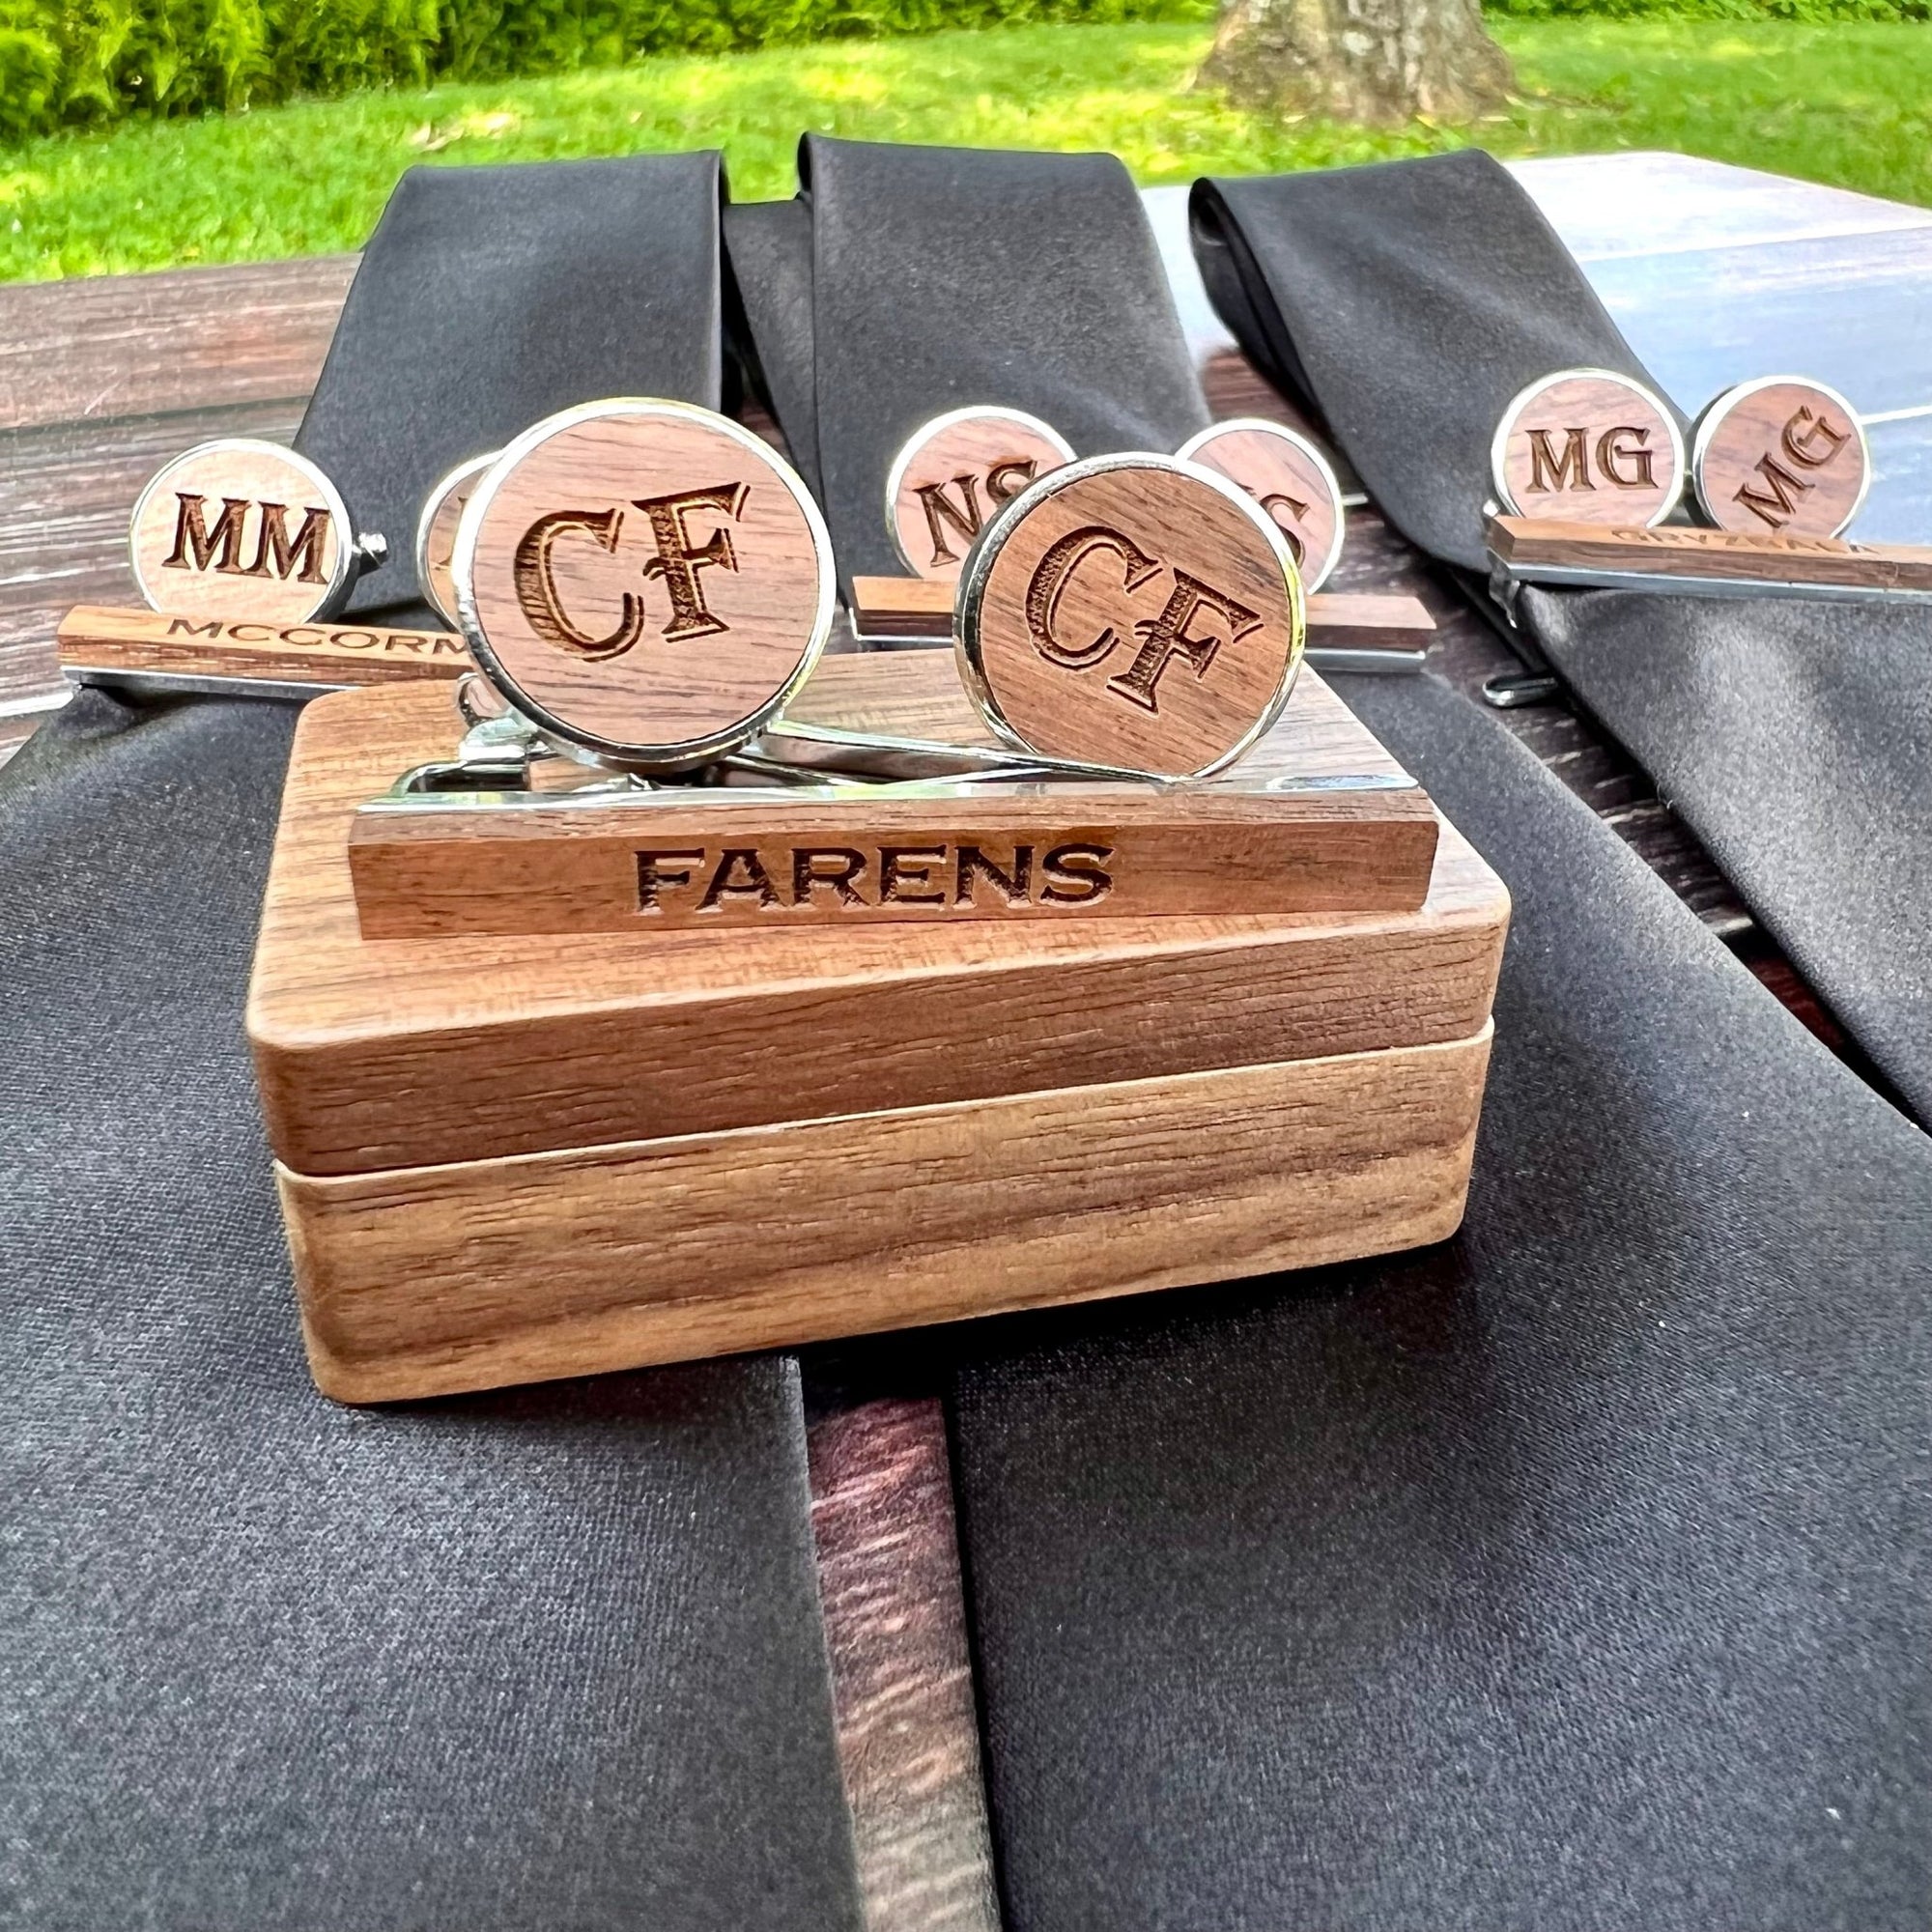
[247,656,1509,1180]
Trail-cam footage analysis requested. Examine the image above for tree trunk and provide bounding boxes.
[1197,0,1515,125]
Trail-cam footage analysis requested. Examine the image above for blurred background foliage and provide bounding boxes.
[2,0,1925,142]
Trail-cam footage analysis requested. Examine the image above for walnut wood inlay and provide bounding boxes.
[1177,419,1347,592]
[1488,514,1932,591]
[129,438,353,621]
[454,400,833,766]
[959,456,1302,778]
[414,452,496,628]
[1492,369,1684,526]
[1690,378,1869,537]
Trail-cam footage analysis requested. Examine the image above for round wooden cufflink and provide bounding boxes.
[415,452,497,628]
[129,439,385,621]
[1690,376,1869,538]
[886,407,1077,582]
[451,398,835,772]
[1491,368,1685,526]
[956,452,1305,781]
[1175,418,1346,593]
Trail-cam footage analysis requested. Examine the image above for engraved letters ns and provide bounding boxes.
[512,481,751,660]
[1023,523,1263,714]
[917,458,1038,567]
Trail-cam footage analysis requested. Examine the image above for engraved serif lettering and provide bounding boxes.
[1524,426,1655,494]
[164,495,330,582]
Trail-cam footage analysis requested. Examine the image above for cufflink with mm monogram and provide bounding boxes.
[129,439,389,622]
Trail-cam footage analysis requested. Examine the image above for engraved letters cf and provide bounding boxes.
[1024,523,1263,713]
[514,482,750,660]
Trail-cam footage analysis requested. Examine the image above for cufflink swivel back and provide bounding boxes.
[129,439,389,622]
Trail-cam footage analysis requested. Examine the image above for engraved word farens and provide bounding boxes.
[164,493,332,584]
[636,841,1114,914]
[914,458,1040,568]
[513,482,749,660]
[1522,425,1657,496]
[1733,406,1852,531]
[1024,525,1262,714]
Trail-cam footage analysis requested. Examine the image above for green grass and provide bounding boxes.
[3,18,1930,281]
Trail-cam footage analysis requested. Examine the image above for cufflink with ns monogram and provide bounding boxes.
[886,407,1076,582]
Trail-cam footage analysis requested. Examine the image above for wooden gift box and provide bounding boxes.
[248,654,1509,1404]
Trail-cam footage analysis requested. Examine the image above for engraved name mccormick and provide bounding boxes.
[165,494,332,583]
[915,458,1039,568]
[513,483,748,658]
[1521,426,1658,497]
[1025,526,1262,713]
[1733,406,1852,531]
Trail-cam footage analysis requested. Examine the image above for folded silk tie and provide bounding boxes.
[725,134,1210,592]
[0,156,862,1932]
[307,154,726,624]
[952,665,1932,1932]
[1190,149,1932,1121]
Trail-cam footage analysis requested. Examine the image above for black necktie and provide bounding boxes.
[1191,150,1932,1122]
[0,156,862,1932]
[952,663,1932,1931]
[726,134,1209,592]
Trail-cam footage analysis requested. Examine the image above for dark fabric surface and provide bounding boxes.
[725,136,1208,589]
[0,157,861,1931]
[1521,585,1932,1122]
[1190,148,1932,1118]
[0,695,862,1932]
[1190,149,1670,575]
[951,668,1932,1932]
[299,152,724,624]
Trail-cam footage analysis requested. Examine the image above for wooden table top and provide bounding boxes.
[2,150,1920,1930]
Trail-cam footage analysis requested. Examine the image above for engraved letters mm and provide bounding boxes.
[164,494,332,583]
